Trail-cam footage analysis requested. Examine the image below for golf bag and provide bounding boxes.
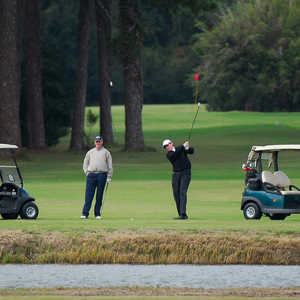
[245,169,261,190]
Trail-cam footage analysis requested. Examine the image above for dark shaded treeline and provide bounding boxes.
[4,1,297,151]
[0,0,227,150]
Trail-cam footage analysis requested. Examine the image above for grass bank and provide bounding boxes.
[1,230,300,264]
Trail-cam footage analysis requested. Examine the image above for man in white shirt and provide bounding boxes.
[81,136,113,219]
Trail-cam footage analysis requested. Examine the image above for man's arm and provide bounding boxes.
[183,141,194,154]
[83,151,90,175]
[167,145,184,163]
[106,151,113,181]
[185,147,194,154]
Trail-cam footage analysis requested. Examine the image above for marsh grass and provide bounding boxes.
[1,231,300,264]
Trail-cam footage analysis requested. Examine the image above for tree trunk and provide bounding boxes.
[95,0,114,145]
[70,0,91,150]
[0,0,21,146]
[120,0,144,151]
[23,0,46,148]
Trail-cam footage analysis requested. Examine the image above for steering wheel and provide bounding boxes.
[289,185,300,191]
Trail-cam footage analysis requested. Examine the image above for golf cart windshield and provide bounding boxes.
[0,165,22,186]
[0,144,23,187]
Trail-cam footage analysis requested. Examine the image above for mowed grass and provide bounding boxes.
[1,104,300,233]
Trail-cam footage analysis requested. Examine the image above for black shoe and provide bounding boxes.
[173,215,188,220]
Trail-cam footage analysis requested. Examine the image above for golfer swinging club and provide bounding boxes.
[81,136,113,219]
[162,139,194,220]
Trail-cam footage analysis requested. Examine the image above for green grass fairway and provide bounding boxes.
[1,104,300,233]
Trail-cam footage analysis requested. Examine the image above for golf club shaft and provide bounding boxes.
[188,104,200,141]
[100,182,109,215]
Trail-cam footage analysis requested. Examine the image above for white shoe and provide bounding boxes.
[95,216,102,220]
[80,215,87,219]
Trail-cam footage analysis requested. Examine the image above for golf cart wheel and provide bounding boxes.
[243,203,262,220]
[20,202,39,219]
[1,213,18,220]
[269,214,288,220]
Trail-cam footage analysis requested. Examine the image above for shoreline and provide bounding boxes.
[1,230,300,265]
[1,287,300,297]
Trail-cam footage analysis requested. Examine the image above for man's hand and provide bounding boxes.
[107,178,111,183]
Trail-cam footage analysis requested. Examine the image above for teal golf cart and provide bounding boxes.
[0,144,38,219]
[241,145,300,220]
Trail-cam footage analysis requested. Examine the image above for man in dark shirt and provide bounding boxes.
[162,139,194,220]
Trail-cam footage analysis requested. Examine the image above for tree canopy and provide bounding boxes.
[194,0,300,111]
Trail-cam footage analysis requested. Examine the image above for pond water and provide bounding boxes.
[1,264,300,289]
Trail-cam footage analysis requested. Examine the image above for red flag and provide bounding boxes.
[193,72,200,81]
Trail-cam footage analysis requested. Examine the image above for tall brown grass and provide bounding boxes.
[1,232,300,264]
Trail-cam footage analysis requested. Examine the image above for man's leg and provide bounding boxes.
[82,174,97,217]
[94,173,107,216]
[179,169,191,217]
[172,172,181,216]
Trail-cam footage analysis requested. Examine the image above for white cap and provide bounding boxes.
[162,139,172,148]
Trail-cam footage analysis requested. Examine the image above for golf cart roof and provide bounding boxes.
[251,145,300,152]
[0,144,18,150]
[247,144,300,164]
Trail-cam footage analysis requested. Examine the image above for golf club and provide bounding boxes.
[100,181,110,216]
[187,102,201,141]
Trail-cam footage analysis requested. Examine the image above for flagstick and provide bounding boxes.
[193,72,200,110]
[194,82,199,106]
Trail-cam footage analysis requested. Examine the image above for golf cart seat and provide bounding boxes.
[273,171,290,189]
[274,171,300,194]
[261,171,281,193]
[261,171,276,185]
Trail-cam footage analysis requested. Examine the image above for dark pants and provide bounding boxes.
[82,173,107,217]
[172,169,191,216]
